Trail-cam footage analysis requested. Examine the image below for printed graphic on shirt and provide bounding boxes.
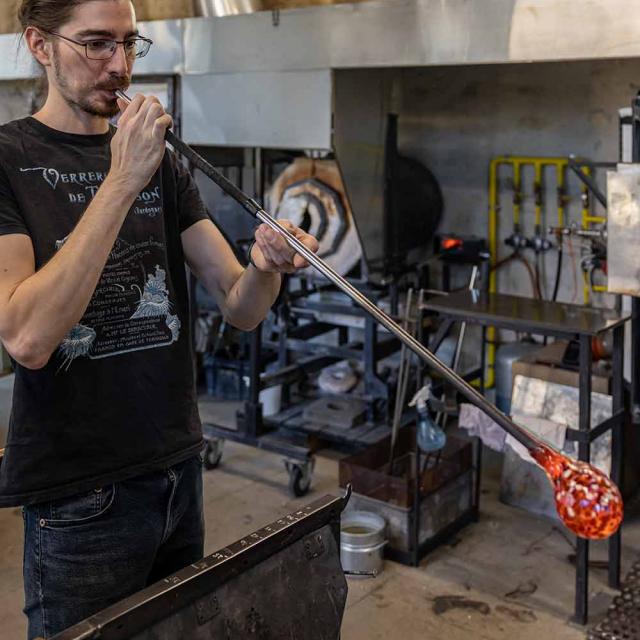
[59,324,97,372]
[17,164,180,370]
[57,238,181,370]
[19,165,163,217]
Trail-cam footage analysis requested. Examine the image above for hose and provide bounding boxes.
[491,252,541,299]
[552,243,563,302]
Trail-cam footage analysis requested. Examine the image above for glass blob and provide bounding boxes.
[530,445,623,540]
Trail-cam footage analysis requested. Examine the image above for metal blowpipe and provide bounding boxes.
[112,89,543,451]
[114,90,624,540]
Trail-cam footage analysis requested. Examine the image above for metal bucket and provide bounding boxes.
[340,511,386,577]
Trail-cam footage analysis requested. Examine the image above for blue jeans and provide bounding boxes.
[22,455,204,640]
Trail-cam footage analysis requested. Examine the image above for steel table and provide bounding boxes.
[422,289,629,625]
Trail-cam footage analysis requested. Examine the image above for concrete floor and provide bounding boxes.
[0,388,638,638]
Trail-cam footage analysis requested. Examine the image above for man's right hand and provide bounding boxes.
[110,94,173,194]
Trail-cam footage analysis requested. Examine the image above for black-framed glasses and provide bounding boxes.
[42,30,153,61]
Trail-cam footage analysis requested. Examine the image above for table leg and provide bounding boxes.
[609,325,624,589]
[574,334,592,625]
[473,436,482,522]
[480,326,487,395]
[412,440,421,567]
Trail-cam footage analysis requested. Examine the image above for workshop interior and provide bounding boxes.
[3,0,640,638]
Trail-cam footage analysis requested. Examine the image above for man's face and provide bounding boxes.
[49,0,137,118]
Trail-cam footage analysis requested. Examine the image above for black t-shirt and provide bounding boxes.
[0,117,209,507]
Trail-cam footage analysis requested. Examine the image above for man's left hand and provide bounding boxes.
[250,220,319,274]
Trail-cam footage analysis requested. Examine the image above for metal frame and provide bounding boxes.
[207,280,400,455]
[422,290,628,624]
[388,261,485,567]
[629,94,640,432]
[202,323,314,465]
[383,438,482,567]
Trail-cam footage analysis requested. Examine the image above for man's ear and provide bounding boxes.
[23,26,53,68]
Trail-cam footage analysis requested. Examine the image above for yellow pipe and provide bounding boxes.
[486,158,501,389]
[488,158,500,296]
[534,161,543,228]
[512,161,522,227]
[493,155,568,165]
[581,165,592,304]
[557,163,566,228]
[580,165,592,230]
[581,270,605,301]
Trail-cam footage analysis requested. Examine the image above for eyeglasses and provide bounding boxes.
[42,30,153,61]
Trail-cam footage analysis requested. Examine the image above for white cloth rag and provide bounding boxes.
[458,403,507,452]
[458,404,567,460]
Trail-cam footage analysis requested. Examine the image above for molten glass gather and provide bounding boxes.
[530,445,623,540]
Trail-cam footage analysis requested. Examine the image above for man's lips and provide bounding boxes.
[95,82,130,93]
[96,89,117,100]
[95,87,128,100]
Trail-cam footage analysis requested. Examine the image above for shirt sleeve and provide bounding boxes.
[171,153,211,234]
[0,161,29,237]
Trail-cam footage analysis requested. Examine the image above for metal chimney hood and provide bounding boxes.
[183,0,640,75]
[2,0,639,79]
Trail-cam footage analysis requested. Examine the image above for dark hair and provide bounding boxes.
[18,0,114,33]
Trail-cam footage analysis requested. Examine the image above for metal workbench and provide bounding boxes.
[52,490,350,640]
[422,289,629,625]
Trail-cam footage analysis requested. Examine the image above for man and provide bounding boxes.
[0,1,318,637]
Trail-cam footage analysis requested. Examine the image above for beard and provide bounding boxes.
[52,51,129,119]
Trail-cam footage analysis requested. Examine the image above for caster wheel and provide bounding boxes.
[285,458,314,497]
[203,439,224,470]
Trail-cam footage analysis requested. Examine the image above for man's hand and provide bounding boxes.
[110,94,173,194]
[250,220,319,274]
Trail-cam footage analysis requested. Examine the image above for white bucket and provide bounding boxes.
[259,384,282,416]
